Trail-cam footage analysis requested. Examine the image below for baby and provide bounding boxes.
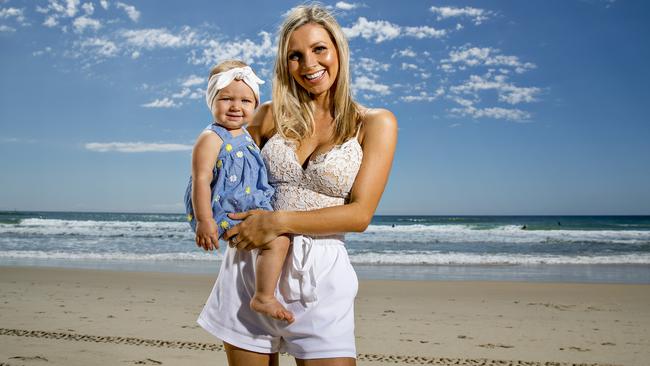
[185,60,293,323]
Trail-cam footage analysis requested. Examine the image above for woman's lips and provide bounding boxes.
[304,70,325,83]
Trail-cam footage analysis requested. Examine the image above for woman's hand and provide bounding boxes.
[223,210,284,250]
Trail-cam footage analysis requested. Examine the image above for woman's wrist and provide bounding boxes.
[273,210,291,235]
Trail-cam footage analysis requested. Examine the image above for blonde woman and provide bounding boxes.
[197,5,397,366]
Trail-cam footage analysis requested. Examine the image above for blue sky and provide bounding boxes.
[1,0,649,215]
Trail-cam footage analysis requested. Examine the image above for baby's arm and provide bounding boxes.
[191,130,223,251]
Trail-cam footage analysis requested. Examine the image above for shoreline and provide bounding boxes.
[1,259,649,284]
[1,265,649,365]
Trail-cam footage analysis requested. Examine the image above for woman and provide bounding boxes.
[197,5,397,366]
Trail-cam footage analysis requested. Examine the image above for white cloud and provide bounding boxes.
[172,88,191,99]
[401,62,419,71]
[441,46,536,74]
[85,142,192,152]
[400,87,444,102]
[116,2,139,22]
[0,24,15,32]
[449,74,540,105]
[130,50,139,59]
[72,15,101,33]
[403,26,446,39]
[356,57,390,75]
[392,47,416,58]
[189,31,274,65]
[141,98,180,108]
[343,17,446,43]
[32,46,53,56]
[64,0,80,17]
[343,17,401,43]
[352,75,390,95]
[43,16,58,27]
[429,6,492,25]
[0,7,26,24]
[450,105,530,121]
[120,27,198,49]
[182,74,204,87]
[78,37,118,57]
[335,1,359,10]
[81,2,94,15]
[99,0,109,10]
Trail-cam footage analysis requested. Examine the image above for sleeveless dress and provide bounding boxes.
[184,123,274,238]
[197,127,363,359]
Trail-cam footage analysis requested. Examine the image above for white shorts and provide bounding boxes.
[197,234,359,359]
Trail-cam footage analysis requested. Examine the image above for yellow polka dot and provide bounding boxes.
[216,159,222,168]
[220,220,230,229]
[245,186,251,194]
[225,144,232,152]
[186,214,193,222]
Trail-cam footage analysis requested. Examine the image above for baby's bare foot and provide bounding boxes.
[251,294,294,323]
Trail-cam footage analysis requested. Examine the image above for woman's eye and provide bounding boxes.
[288,52,300,61]
[314,46,326,53]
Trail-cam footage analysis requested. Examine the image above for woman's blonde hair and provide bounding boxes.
[272,3,362,145]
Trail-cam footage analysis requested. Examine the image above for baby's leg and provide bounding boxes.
[250,235,294,323]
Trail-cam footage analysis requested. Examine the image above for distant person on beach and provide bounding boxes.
[184,60,294,323]
[521,225,527,230]
[196,5,397,365]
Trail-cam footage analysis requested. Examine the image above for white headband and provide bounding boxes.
[205,66,265,113]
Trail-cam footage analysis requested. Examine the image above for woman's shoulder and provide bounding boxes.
[250,102,276,142]
[358,107,397,139]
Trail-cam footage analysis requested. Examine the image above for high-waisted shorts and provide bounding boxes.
[197,234,359,359]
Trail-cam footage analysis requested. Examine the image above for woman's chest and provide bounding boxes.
[261,134,363,198]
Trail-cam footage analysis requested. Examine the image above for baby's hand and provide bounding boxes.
[195,219,219,251]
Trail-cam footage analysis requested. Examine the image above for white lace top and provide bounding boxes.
[261,130,363,211]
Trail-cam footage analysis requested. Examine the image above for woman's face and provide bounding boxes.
[287,23,339,97]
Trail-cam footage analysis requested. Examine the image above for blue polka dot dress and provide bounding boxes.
[184,123,274,238]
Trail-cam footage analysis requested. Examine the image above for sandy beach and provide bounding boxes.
[1,266,648,366]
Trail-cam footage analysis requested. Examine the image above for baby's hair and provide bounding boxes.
[209,59,250,79]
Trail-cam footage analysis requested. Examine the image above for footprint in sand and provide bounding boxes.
[478,343,514,349]
[559,346,591,352]
[8,355,48,362]
[129,359,162,365]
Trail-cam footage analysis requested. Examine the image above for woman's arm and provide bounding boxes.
[224,108,397,249]
[191,130,222,251]
[246,102,276,147]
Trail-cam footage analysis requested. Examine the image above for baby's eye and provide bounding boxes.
[242,99,253,104]
[219,97,232,101]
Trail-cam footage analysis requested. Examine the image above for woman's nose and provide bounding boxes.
[301,52,317,70]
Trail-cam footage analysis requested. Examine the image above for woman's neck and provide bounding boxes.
[311,91,334,121]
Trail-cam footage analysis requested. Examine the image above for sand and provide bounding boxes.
[0,266,648,366]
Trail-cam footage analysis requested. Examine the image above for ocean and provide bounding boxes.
[1,211,649,283]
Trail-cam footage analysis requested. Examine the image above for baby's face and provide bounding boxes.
[212,79,256,130]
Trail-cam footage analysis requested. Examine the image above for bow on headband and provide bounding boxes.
[205,66,265,114]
